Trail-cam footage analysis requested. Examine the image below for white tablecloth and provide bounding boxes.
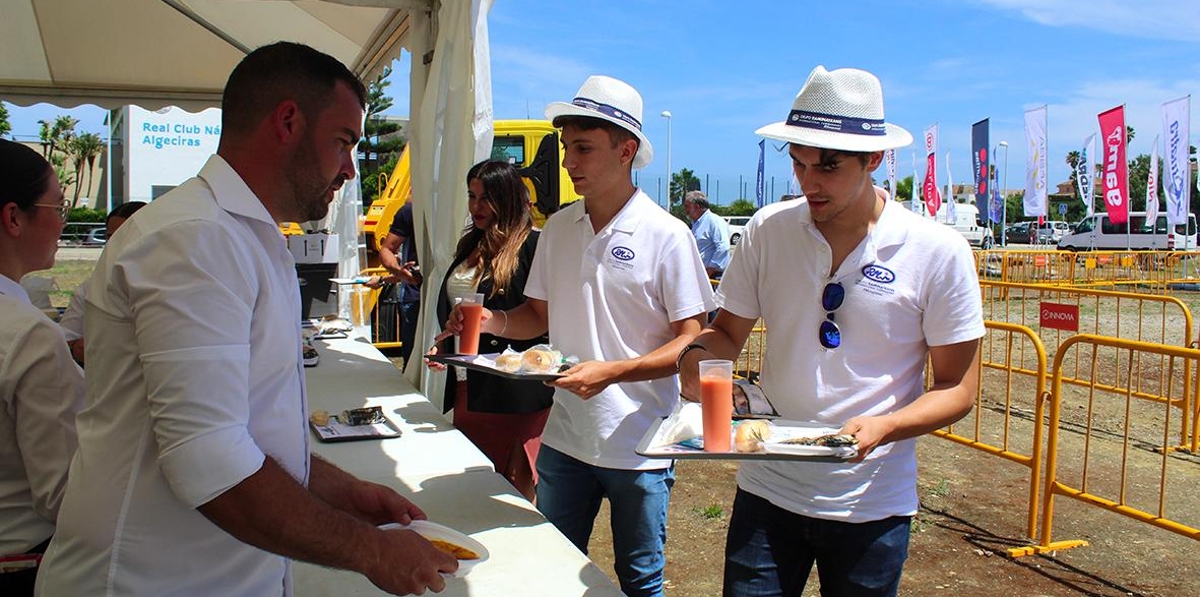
[297,337,623,596]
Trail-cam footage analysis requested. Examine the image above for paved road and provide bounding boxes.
[56,246,103,261]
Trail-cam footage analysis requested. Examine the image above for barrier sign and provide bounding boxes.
[1040,302,1079,331]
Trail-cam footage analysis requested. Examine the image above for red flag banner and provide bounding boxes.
[923,125,941,216]
[1040,302,1080,332]
[1098,106,1129,225]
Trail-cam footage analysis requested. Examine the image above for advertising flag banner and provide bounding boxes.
[911,150,922,213]
[1078,133,1096,218]
[972,119,990,224]
[923,125,941,217]
[885,149,897,202]
[946,151,956,223]
[1147,134,1160,225]
[1023,106,1048,217]
[1162,96,1190,226]
[755,139,765,208]
[989,161,1003,223]
[1098,105,1129,225]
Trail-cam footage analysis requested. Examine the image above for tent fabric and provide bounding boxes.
[404,0,495,403]
[0,0,429,111]
[1,0,496,401]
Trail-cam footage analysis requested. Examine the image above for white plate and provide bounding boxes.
[378,520,489,577]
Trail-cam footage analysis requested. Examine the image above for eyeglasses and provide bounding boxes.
[818,282,844,349]
[34,201,70,220]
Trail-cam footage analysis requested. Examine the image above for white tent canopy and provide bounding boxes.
[1,0,496,399]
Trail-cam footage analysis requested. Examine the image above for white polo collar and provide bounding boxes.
[574,189,648,235]
[0,274,30,304]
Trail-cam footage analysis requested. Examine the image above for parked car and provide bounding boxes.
[83,227,107,245]
[1035,221,1071,244]
[724,215,751,245]
[1004,222,1033,245]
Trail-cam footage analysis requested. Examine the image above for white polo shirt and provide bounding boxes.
[717,199,984,522]
[526,190,715,470]
[38,155,310,596]
[0,276,83,555]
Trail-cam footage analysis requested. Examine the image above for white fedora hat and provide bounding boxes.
[545,75,654,169]
[756,66,912,152]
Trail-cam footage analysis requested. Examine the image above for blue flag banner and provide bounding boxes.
[755,139,765,207]
[989,160,1003,223]
[972,119,990,225]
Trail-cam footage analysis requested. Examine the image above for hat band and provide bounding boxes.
[786,109,886,136]
[571,97,643,131]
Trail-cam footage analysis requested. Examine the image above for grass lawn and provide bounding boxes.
[38,260,97,309]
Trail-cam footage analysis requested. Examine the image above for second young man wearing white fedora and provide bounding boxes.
[456,75,714,596]
[678,66,984,596]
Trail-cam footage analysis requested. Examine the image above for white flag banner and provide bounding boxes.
[946,151,956,223]
[1024,106,1048,217]
[1147,134,1160,227]
[1078,133,1096,218]
[1162,96,1190,226]
[886,149,897,202]
[911,149,922,213]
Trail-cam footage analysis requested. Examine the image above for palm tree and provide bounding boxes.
[669,168,700,207]
[49,115,79,159]
[1065,150,1081,199]
[68,133,104,206]
[0,104,11,139]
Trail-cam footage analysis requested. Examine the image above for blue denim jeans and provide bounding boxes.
[723,488,910,597]
[535,445,674,597]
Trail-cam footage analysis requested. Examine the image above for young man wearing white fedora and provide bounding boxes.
[677,66,984,596]
[446,75,714,596]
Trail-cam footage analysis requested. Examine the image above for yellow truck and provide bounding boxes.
[360,119,581,348]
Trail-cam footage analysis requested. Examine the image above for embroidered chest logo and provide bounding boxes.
[606,246,636,271]
[859,264,896,297]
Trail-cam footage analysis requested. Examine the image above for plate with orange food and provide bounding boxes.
[378,520,489,577]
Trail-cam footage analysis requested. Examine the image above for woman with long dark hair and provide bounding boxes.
[0,139,84,594]
[428,159,552,500]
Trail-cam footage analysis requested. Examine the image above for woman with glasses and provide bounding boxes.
[0,139,85,594]
[426,160,553,501]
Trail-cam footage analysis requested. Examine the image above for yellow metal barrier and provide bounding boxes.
[935,321,1048,543]
[734,323,766,382]
[976,248,1200,293]
[1009,334,1200,557]
[980,281,1194,449]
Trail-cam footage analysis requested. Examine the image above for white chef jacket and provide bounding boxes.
[0,275,83,555]
[57,278,88,342]
[37,155,310,596]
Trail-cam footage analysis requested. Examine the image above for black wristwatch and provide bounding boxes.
[675,343,709,373]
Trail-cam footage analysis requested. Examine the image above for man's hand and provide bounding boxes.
[365,528,458,595]
[552,360,626,399]
[338,479,427,526]
[838,415,895,463]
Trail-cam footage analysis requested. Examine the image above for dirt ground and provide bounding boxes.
[579,291,1200,596]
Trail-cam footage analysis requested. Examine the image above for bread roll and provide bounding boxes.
[734,420,772,453]
[310,410,330,426]
[521,349,558,373]
[494,353,522,372]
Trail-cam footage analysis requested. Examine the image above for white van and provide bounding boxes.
[935,202,994,249]
[1057,212,1198,251]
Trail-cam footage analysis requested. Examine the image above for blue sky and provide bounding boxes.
[8,0,1200,204]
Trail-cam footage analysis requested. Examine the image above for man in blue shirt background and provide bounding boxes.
[683,190,731,279]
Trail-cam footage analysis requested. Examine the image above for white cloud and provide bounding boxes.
[977,0,1200,41]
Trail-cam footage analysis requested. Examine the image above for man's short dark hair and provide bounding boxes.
[107,201,146,223]
[791,143,873,167]
[221,42,367,137]
[552,115,639,152]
